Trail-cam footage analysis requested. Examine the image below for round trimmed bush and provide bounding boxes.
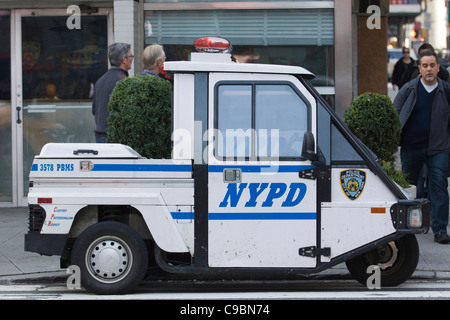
[107,75,172,158]
[344,92,401,161]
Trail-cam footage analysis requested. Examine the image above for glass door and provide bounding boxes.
[0,11,12,205]
[13,9,111,206]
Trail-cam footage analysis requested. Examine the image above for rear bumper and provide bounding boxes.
[24,232,67,256]
[25,204,67,256]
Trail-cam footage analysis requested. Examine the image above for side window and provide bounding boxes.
[255,85,308,158]
[216,82,309,160]
[217,85,252,159]
[331,123,363,162]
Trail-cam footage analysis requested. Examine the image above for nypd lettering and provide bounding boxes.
[340,169,366,200]
[219,182,307,207]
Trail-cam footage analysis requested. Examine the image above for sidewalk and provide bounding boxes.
[0,206,449,284]
[0,207,62,283]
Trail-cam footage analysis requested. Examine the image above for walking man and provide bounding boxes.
[394,50,450,244]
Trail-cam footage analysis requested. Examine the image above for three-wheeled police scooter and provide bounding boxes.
[25,37,430,294]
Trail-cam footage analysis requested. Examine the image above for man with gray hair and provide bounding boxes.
[92,43,133,142]
[394,50,450,244]
[141,44,166,77]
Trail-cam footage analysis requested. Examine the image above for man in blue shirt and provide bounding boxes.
[141,44,166,77]
[394,51,450,244]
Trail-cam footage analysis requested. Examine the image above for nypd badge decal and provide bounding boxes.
[340,169,366,200]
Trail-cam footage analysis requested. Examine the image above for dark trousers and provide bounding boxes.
[400,147,449,235]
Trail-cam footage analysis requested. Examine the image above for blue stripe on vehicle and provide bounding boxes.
[170,212,316,221]
[32,163,310,173]
[91,164,192,172]
[171,212,193,219]
[30,163,191,172]
[208,212,316,220]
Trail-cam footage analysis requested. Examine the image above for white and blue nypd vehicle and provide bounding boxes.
[25,37,430,294]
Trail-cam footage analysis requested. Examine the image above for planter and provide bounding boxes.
[404,185,416,199]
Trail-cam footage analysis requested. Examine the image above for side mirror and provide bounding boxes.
[301,132,318,162]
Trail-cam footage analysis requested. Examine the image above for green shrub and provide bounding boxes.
[344,92,401,161]
[107,75,172,158]
[380,160,410,188]
[344,92,409,188]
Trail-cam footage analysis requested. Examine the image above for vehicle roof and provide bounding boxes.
[164,53,315,79]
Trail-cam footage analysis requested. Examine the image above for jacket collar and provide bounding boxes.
[109,66,129,77]
[406,76,444,92]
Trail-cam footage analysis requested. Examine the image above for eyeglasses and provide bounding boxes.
[403,51,410,54]
[126,54,134,59]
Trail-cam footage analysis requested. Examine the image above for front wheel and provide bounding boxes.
[345,234,419,287]
[71,221,148,294]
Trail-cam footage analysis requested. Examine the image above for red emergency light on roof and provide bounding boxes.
[194,37,230,53]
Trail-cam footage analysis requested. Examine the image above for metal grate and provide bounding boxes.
[28,205,46,232]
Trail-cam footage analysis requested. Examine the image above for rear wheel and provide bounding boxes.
[345,234,419,287]
[71,221,148,294]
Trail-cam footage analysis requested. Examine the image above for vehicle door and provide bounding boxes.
[207,72,318,268]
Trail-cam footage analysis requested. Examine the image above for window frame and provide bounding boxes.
[213,80,311,162]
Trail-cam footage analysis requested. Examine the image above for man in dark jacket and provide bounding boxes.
[392,47,415,90]
[394,51,450,244]
[92,43,133,142]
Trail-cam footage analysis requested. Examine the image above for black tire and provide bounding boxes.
[345,234,419,287]
[71,221,148,294]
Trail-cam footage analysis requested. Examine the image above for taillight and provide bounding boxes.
[38,198,52,204]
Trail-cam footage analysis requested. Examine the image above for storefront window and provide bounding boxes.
[22,16,108,101]
[21,15,108,194]
[144,9,334,87]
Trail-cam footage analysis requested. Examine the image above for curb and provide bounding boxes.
[0,271,68,285]
[1,268,449,285]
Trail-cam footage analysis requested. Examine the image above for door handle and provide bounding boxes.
[73,149,99,155]
[16,106,21,124]
[223,168,242,183]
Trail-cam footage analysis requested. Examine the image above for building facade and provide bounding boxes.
[0,0,375,207]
